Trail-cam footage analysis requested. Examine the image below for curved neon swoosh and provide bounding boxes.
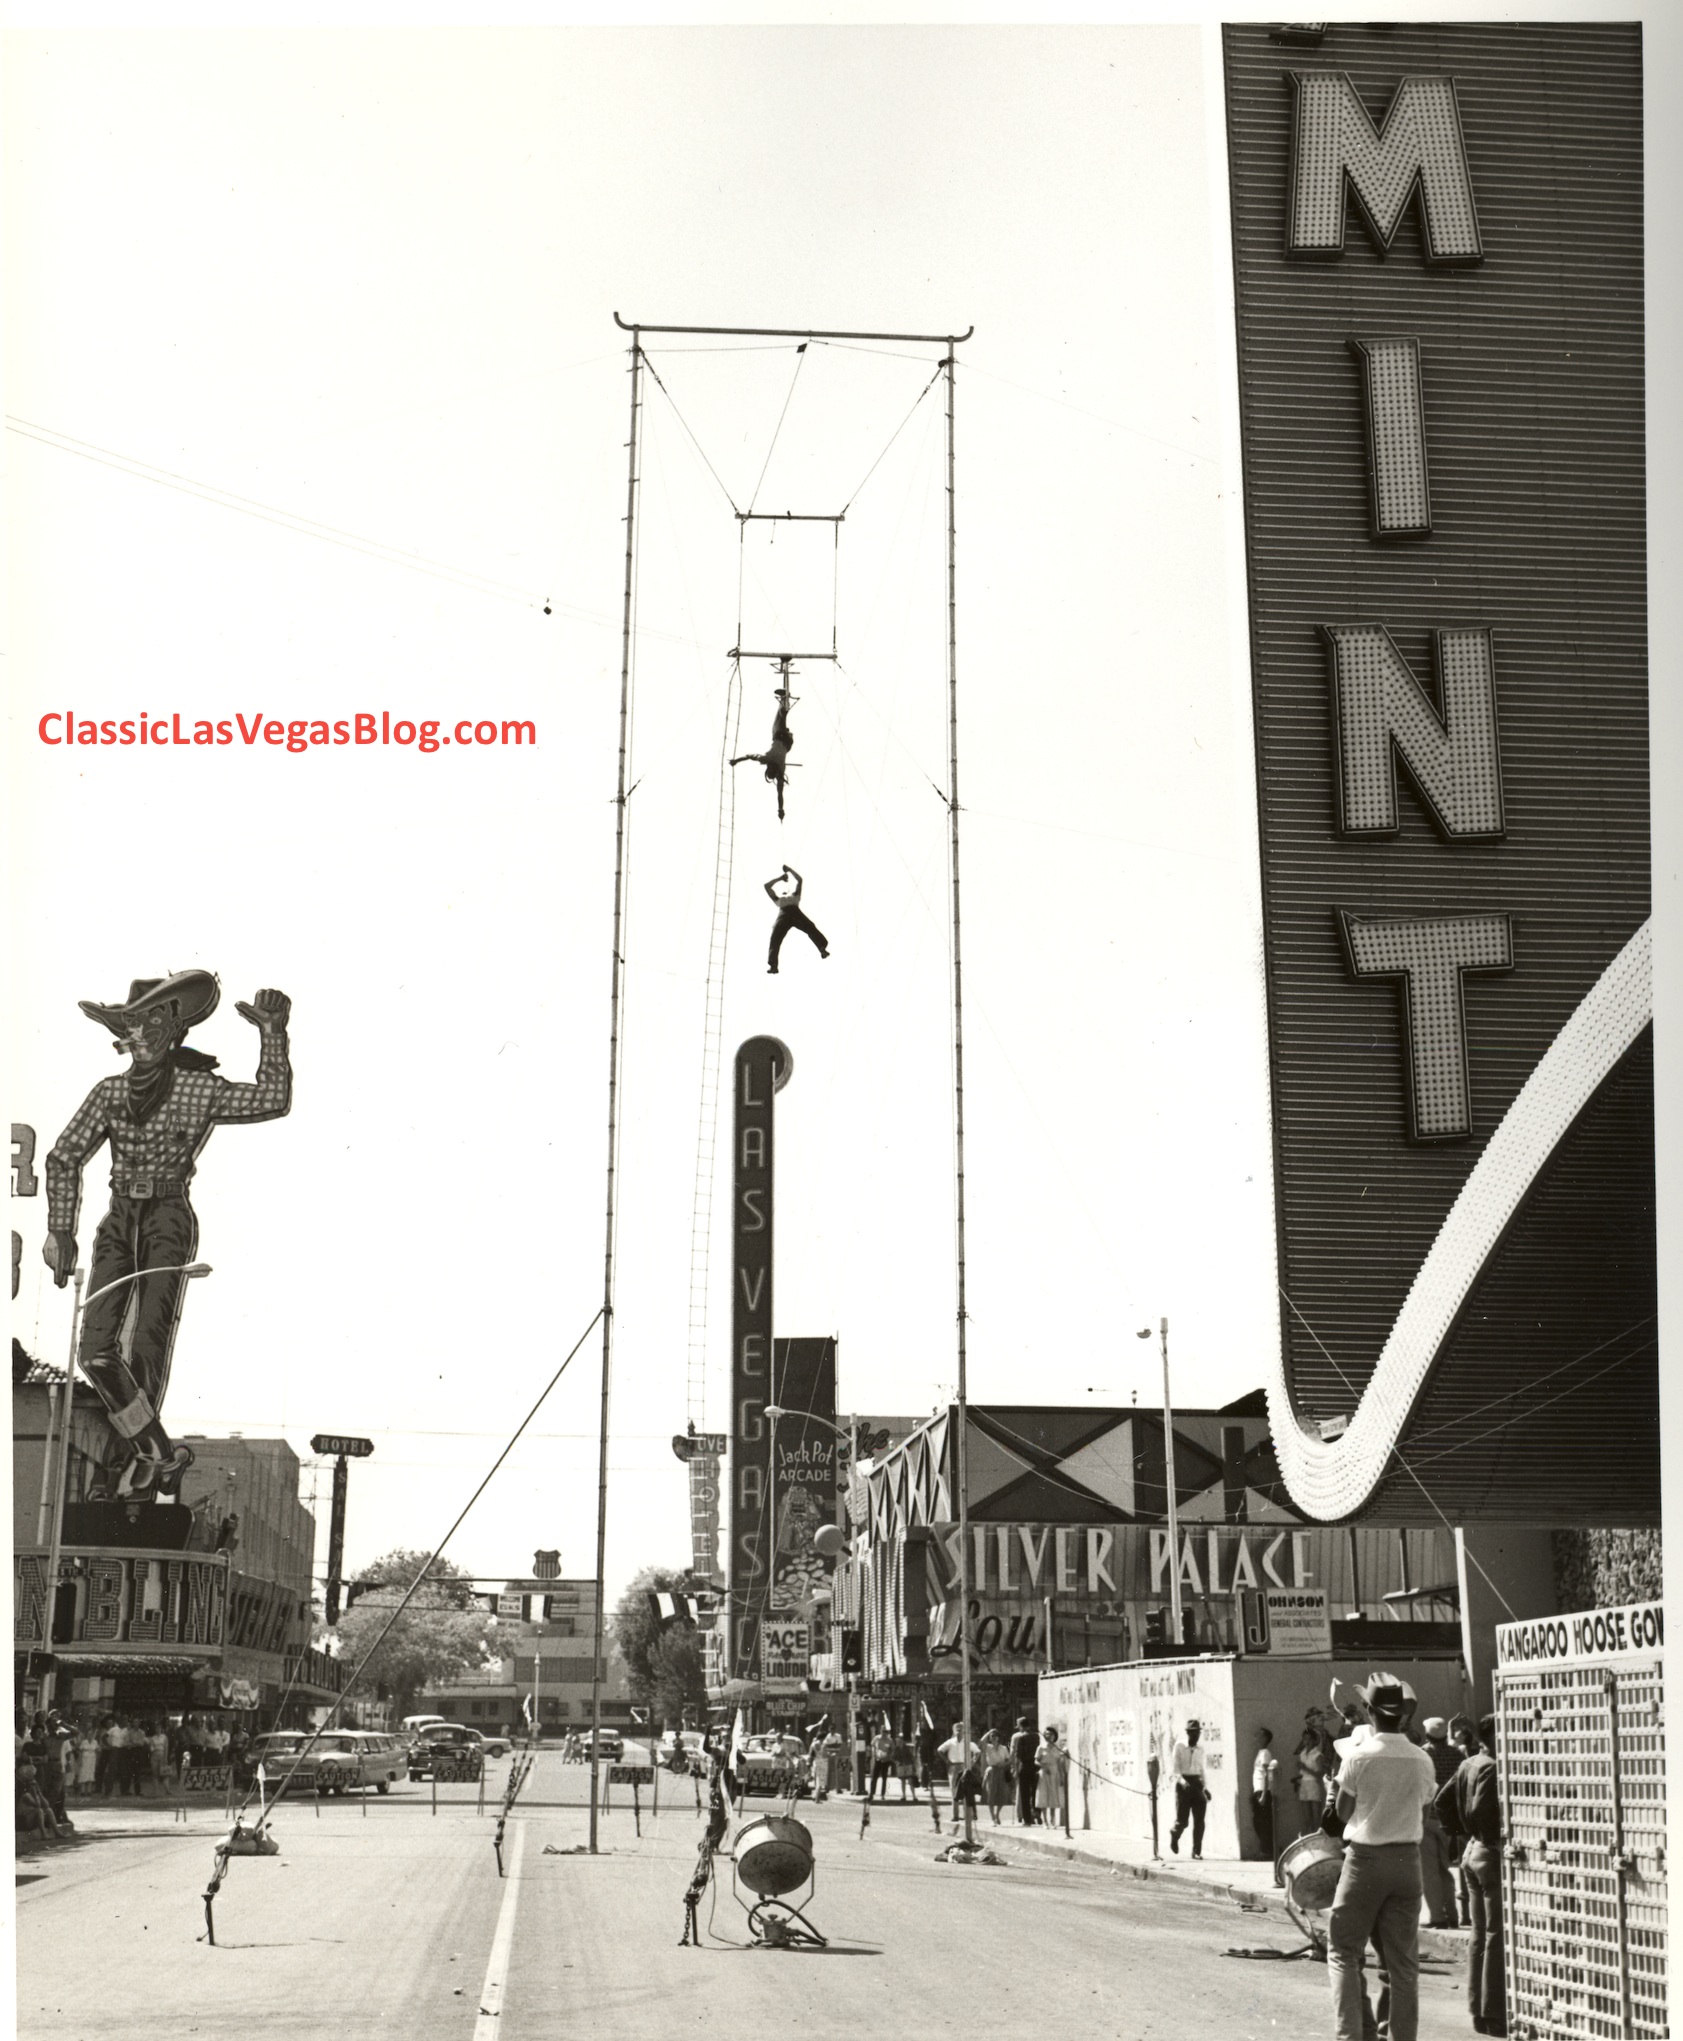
[1266,919,1653,1522]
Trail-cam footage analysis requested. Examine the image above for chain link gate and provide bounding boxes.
[1496,1654,1666,2038]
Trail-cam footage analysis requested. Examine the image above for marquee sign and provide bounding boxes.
[14,1548,227,1652]
[728,1036,792,1680]
[1223,24,1653,1524]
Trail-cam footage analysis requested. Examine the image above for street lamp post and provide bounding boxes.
[1138,1318,1182,1650]
[38,1260,212,1710]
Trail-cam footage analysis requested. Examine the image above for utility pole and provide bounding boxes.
[589,321,644,1855]
[1161,1318,1183,1649]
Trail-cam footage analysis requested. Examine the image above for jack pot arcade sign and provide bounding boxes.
[1223,24,1654,1525]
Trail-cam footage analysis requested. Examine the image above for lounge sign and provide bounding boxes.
[1223,25,1652,1522]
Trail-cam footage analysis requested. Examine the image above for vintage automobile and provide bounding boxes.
[407,1723,486,1781]
[737,1734,809,1799]
[658,1729,707,1773]
[312,1730,409,1795]
[247,1731,321,1796]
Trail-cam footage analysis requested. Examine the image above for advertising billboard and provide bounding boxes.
[1223,24,1654,1524]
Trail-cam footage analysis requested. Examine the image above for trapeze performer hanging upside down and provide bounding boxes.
[765,867,829,973]
[43,971,293,1501]
[731,685,795,820]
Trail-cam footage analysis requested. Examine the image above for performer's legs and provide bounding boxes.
[768,909,794,972]
[786,907,828,958]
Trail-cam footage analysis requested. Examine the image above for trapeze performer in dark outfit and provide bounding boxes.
[765,867,829,973]
[732,687,795,820]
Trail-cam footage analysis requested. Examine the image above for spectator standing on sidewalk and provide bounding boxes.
[1036,1725,1072,1835]
[938,1722,982,1825]
[868,1723,894,1801]
[1447,1717,1478,1927]
[1168,1719,1209,1859]
[1293,1709,1333,1836]
[1325,1674,1437,2041]
[74,1723,98,1798]
[1252,1726,1281,1882]
[1010,1717,1038,1825]
[1416,1717,1460,1928]
[1438,1714,1506,2038]
[980,1727,1012,1825]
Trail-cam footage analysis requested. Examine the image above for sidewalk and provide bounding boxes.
[951,1807,1473,1959]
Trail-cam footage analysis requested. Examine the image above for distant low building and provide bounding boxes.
[421,1566,634,1735]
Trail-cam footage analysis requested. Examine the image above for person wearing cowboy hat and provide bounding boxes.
[1324,1673,1438,2041]
[43,971,292,1499]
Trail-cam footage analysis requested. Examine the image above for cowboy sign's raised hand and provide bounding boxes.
[234,989,291,1030]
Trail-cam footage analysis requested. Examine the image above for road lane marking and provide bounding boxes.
[473,1816,526,2036]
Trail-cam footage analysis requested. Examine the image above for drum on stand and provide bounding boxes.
[731,1813,827,1948]
[1278,1829,1344,1910]
[734,1815,814,1897]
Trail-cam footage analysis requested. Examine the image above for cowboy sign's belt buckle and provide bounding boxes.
[129,1176,155,1199]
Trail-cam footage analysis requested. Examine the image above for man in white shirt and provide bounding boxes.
[1168,1719,1208,1859]
[1326,1675,1438,2041]
[937,1722,981,1823]
[1252,1727,1281,1882]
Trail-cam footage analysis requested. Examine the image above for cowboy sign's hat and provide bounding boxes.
[79,970,220,1037]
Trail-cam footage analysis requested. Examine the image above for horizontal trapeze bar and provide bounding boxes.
[615,314,973,344]
[737,511,844,523]
[732,650,839,664]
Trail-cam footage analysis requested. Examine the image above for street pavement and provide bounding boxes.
[17,1753,1476,2040]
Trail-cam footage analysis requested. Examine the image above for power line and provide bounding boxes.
[7,415,553,611]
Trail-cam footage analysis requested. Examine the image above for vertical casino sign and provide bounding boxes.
[729,1037,792,1681]
[1223,25,1654,1524]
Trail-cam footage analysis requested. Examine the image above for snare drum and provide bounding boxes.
[1277,1829,1345,1912]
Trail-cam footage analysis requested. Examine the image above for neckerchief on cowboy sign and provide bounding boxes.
[124,1045,219,1126]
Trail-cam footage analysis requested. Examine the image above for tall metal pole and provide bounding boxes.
[942,339,976,1850]
[1161,1317,1183,1649]
[589,325,644,1853]
[38,1270,86,1712]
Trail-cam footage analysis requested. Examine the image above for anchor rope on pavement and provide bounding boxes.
[198,1306,603,1944]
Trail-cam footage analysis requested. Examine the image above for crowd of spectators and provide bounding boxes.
[14,1709,260,1838]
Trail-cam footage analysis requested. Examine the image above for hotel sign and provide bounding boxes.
[1223,25,1652,1521]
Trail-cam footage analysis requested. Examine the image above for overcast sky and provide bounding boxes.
[8,12,1677,1608]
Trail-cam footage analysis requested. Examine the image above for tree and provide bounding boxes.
[610,1565,707,1726]
[321,1547,494,1721]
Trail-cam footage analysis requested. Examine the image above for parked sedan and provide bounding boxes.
[407,1723,486,1780]
[737,1734,809,1798]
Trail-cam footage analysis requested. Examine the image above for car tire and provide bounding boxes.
[376,1781,390,1795]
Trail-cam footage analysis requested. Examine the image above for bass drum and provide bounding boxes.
[734,1814,815,1897]
[1278,1830,1345,1912]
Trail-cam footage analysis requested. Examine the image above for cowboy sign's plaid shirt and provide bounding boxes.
[46,1026,292,1236]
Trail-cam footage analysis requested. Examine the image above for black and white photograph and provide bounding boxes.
[7,10,1677,2040]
